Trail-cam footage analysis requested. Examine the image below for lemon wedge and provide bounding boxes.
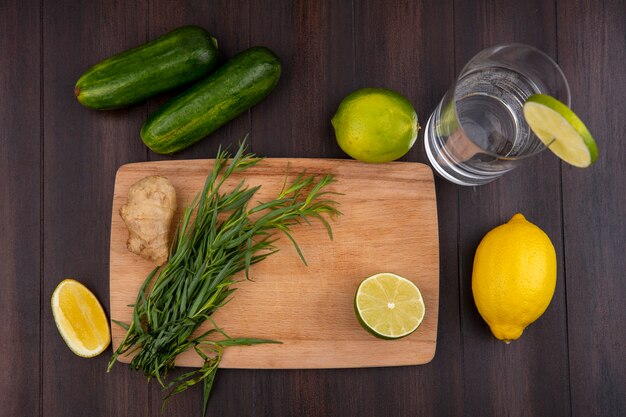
[51,279,111,357]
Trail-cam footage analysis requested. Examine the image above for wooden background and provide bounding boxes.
[1,0,624,416]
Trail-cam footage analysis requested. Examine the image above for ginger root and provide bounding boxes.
[120,175,177,265]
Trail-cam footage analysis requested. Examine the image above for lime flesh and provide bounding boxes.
[354,273,425,339]
[523,94,598,167]
[332,88,419,163]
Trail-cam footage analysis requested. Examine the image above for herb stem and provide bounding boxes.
[108,141,340,417]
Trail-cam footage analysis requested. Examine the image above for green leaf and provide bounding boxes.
[108,138,341,416]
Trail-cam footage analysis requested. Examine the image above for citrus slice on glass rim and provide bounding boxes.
[523,94,598,167]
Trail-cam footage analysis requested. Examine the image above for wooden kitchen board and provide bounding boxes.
[110,158,439,369]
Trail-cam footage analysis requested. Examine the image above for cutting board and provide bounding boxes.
[110,158,439,368]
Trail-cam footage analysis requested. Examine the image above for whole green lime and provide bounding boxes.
[331,88,419,163]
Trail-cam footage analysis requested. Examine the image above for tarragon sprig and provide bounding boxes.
[108,140,341,416]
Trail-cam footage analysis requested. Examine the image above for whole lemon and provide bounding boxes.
[472,213,557,342]
[331,88,419,163]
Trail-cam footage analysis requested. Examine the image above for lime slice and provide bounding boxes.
[523,94,598,167]
[354,273,425,339]
[51,279,111,357]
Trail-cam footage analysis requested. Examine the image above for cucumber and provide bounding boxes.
[75,26,219,110]
[141,46,281,154]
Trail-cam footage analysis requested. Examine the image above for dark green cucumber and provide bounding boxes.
[75,26,218,110]
[141,46,281,154]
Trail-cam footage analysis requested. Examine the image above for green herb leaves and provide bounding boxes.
[108,141,340,416]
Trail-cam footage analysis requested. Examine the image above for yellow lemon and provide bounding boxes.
[472,213,556,342]
[51,279,111,357]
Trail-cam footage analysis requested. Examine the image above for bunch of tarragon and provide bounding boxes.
[108,141,341,416]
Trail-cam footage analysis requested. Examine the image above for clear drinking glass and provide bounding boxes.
[424,44,570,186]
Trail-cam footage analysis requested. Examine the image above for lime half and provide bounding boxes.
[354,273,425,339]
[523,94,598,167]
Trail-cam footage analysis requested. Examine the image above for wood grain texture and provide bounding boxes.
[453,1,571,416]
[247,2,359,416]
[557,0,626,415]
[42,1,151,416]
[110,158,439,368]
[0,1,41,417]
[1,0,623,416]
[352,1,463,416]
[248,0,353,159]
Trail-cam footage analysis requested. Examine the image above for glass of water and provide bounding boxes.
[424,44,570,186]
